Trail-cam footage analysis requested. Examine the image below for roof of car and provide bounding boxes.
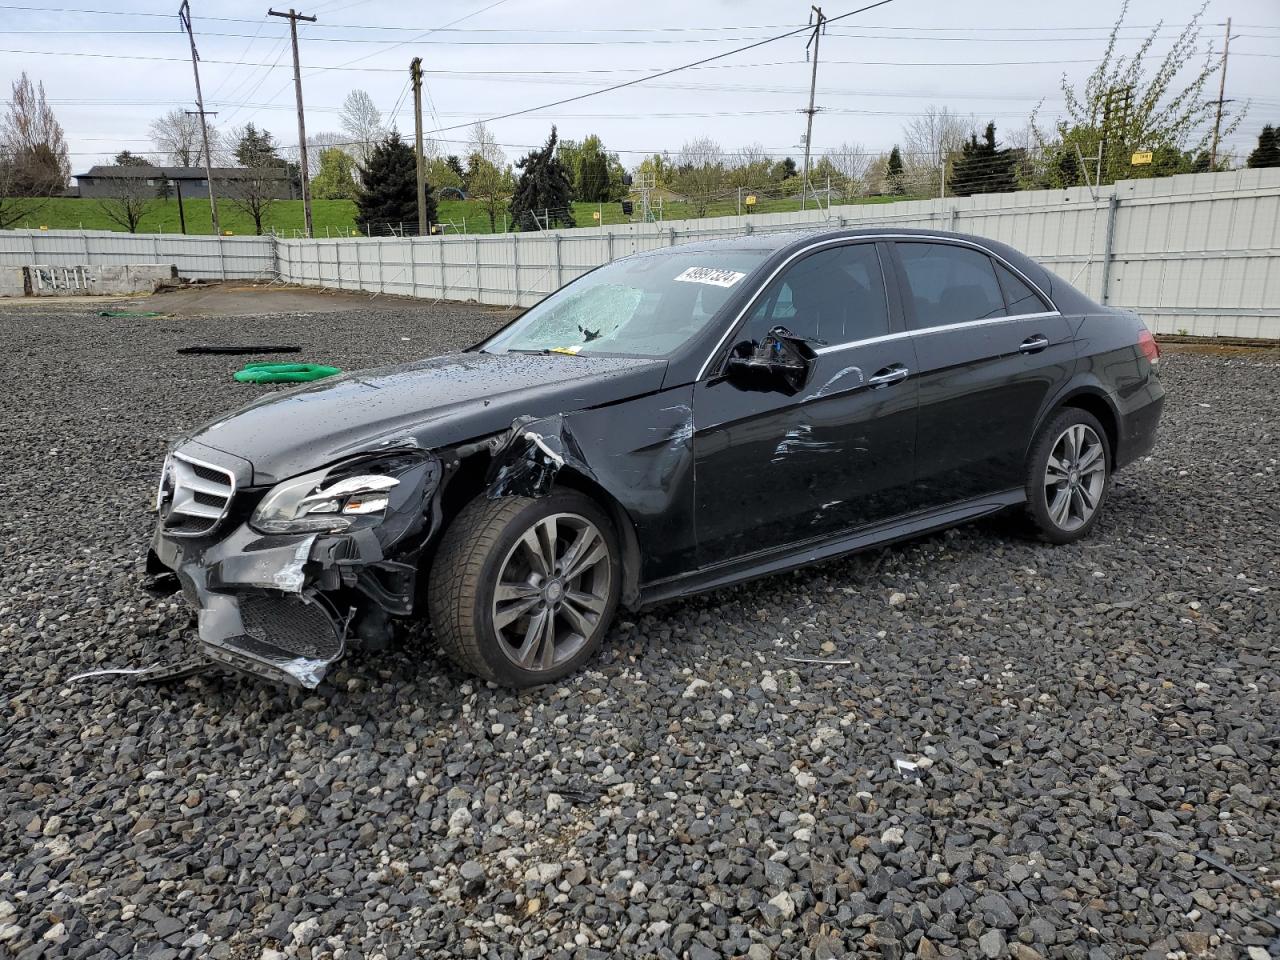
[641,226,1004,256]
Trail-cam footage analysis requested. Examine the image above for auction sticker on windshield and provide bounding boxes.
[673,266,747,287]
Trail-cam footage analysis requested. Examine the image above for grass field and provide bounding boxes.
[8,193,906,237]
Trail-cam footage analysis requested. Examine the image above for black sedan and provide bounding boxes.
[148,228,1165,688]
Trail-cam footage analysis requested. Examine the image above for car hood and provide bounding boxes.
[187,351,667,483]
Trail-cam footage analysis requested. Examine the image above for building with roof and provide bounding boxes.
[71,166,295,200]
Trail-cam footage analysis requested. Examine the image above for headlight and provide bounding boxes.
[251,467,401,535]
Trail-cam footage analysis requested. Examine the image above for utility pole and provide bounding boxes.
[178,0,220,235]
[410,57,427,237]
[269,7,317,238]
[800,5,826,211]
[1210,17,1233,170]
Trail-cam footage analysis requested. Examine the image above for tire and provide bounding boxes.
[1024,407,1111,545]
[427,490,621,687]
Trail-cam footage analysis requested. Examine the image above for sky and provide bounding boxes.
[2,0,1278,175]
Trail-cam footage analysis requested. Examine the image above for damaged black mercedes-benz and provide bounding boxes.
[148,228,1164,689]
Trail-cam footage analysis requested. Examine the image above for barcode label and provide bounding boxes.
[673,266,747,288]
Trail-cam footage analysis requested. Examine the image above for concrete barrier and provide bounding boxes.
[1,263,178,298]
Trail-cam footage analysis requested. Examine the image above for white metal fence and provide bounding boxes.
[4,168,1278,338]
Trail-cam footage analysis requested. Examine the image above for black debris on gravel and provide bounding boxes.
[0,304,1276,960]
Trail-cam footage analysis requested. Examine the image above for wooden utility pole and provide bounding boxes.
[178,0,220,234]
[1210,17,1232,170]
[411,57,427,237]
[269,7,317,237]
[800,5,826,211]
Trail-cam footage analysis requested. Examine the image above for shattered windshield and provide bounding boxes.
[482,249,769,358]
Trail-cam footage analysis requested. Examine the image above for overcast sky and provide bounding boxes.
[4,0,1278,173]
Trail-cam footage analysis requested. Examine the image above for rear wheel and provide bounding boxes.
[1024,408,1111,544]
[427,491,620,687]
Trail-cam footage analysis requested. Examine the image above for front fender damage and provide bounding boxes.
[149,449,442,688]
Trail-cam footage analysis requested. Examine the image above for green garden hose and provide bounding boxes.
[233,362,343,384]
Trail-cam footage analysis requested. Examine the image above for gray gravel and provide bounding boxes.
[1,295,1277,960]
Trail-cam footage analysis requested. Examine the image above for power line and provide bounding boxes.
[420,0,903,136]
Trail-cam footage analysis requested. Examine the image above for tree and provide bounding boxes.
[821,141,870,199]
[114,150,153,167]
[557,134,617,202]
[634,153,673,191]
[1247,125,1280,169]
[510,126,575,231]
[426,157,463,193]
[356,132,428,235]
[0,146,45,227]
[227,123,287,234]
[948,122,1017,196]
[445,155,465,182]
[1,72,70,196]
[674,137,725,217]
[97,174,155,233]
[772,156,798,182]
[148,108,217,166]
[465,122,508,231]
[726,143,774,192]
[885,146,906,195]
[311,146,358,200]
[1032,0,1238,187]
[902,106,970,195]
[339,90,384,168]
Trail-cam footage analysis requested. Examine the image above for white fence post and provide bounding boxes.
[474,236,482,302]
[1099,193,1121,305]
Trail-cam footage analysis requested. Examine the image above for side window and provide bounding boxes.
[896,242,1007,329]
[994,261,1050,315]
[740,244,889,346]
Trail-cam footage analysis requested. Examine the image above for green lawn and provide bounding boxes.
[8,193,907,237]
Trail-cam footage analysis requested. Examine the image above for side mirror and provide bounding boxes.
[725,327,815,395]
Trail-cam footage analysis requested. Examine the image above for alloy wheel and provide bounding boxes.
[490,512,612,672]
[1044,423,1106,532]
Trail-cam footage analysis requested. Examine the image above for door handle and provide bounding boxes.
[868,364,909,387]
[1019,335,1050,354]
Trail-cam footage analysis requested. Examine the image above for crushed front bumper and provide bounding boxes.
[149,523,365,687]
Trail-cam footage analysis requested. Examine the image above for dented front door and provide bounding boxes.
[691,241,919,568]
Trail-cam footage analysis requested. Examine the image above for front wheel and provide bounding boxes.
[1024,408,1111,544]
[427,491,621,687]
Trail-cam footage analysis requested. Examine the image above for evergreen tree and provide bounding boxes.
[356,132,431,235]
[1246,124,1280,169]
[886,146,905,195]
[558,134,613,201]
[114,150,153,166]
[445,155,465,183]
[948,122,1016,196]
[234,124,283,167]
[509,126,575,231]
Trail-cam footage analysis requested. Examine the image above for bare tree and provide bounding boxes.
[225,123,287,234]
[148,108,218,166]
[903,105,971,195]
[822,141,871,198]
[0,145,46,227]
[96,171,156,233]
[727,142,773,192]
[465,121,508,231]
[339,90,384,168]
[1,72,70,196]
[674,137,725,216]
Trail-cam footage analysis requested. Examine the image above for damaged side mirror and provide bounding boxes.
[725,326,818,395]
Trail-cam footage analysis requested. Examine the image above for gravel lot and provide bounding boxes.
[1,289,1277,960]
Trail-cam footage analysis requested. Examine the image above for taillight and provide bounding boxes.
[1137,328,1160,367]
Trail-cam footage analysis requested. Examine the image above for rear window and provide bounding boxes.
[995,261,1050,315]
[896,242,1007,329]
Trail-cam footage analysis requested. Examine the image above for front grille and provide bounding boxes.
[161,454,236,537]
[240,595,341,659]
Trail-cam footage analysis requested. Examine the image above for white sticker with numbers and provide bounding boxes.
[673,266,747,288]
